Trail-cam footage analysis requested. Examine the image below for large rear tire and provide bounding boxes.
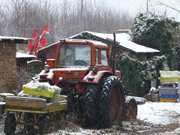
[4,113,16,135]
[98,76,125,128]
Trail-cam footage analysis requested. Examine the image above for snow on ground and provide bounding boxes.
[138,102,180,125]
[126,96,146,104]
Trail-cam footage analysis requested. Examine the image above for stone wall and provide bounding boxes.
[0,42,16,93]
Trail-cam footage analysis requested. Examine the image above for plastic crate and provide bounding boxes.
[160,98,177,102]
[159,94,177,99]
[159,88,177,95]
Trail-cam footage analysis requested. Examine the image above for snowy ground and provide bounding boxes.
[1,102,180,135]
[138,102,180,125]
[47,102,180,135]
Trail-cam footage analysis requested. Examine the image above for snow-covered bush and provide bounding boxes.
[117,54,166,96]
[131,13,179,69]
[119,13,180,96]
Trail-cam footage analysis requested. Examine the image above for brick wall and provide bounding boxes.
[0,42,16,93]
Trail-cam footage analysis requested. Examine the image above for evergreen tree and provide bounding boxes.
[131,13,179,69]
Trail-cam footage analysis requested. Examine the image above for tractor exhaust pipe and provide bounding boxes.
[112,32,117,74]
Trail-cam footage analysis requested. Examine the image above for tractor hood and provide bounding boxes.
[39,67,89,84]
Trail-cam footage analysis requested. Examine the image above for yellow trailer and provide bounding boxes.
[4,94,67,135]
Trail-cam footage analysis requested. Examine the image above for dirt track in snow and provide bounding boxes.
[47,120,180,135]
[0,118,178,135]
[1,102,180,135]
[48,102,180,135]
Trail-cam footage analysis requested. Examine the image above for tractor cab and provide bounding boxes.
[38,39,112,85]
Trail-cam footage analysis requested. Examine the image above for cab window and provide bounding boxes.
[96,49,108,66]
[101,50,108,65]
[59,45,91,67]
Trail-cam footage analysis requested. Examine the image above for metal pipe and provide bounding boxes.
[146,0,149,14]
[112,32,116,74]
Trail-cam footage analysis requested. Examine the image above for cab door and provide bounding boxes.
[95,48,111,71]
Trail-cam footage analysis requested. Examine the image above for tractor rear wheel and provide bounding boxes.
[98,76,125,128]
[4,112,16,135]
[81,85,97,127]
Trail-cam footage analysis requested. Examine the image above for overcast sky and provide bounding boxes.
[99,0,180,20]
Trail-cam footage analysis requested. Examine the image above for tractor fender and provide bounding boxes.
[83,70,112,84]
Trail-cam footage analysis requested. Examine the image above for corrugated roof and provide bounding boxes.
[0,36,31,43]
[71,31,160,53]
[86,31,160,53]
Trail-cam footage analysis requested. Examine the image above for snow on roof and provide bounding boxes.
[87,40,108,47]
[64,38,107,47]
[0,36,30,40]
[39,39,108,52]
[0,36,31,43]
[16,52,36,59]
[84,31,160,53]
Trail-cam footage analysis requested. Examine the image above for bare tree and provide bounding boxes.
[0,6,9,35]
[1,0,133,41]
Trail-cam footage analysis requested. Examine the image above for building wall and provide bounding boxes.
[0,42,16,93]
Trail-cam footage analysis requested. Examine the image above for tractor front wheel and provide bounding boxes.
[98,76,125,128]
[81,85,97,127]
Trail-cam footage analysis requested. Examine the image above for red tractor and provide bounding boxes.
[37,38,137,128]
